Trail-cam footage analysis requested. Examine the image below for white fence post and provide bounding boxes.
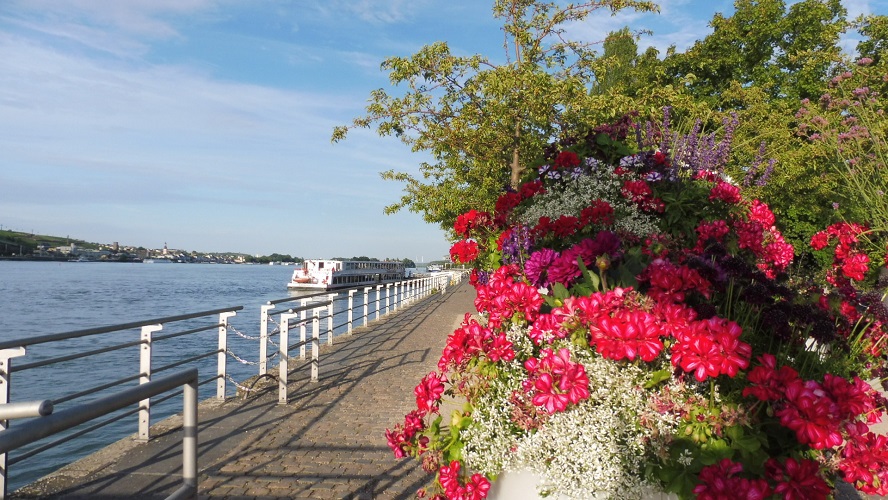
[347,290,355,334]
[385,284,391,315]
[311,310,320,382]
[139,324,162,442]
[326,295,335,345]
[375,285,383,320]
[279,312,296,405]
[217,311,237,400]
[363,287,371,327]
[259,304,274,376]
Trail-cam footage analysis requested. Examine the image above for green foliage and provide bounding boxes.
[334,0,657,231]
[660,0,846,104]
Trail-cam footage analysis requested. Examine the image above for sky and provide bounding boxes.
[0,0,883,260]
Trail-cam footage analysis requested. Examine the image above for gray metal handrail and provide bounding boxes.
[0,306,243,350]
[0,306,241,495]
[0,401,53,421]
[0,368,199,500]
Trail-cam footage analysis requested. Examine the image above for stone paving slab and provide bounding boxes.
[13,282,476,499]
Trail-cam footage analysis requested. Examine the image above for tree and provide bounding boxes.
[661,0,846,105]
[855,14,888,65]
[333,0,657,231]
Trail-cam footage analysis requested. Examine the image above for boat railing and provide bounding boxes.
[0,305,241,497]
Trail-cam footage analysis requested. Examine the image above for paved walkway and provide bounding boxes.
[14,282,477,500]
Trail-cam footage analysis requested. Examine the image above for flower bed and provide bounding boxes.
[386,115,888,500]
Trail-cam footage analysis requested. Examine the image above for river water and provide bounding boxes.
[0,261,402,491]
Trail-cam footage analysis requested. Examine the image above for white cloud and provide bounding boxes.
[0,30,446,256]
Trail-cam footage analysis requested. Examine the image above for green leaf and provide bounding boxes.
[645,369,672,388]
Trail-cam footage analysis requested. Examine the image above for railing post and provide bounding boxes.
[347,290,356,335]
[385,284,391,315]
[299,300,308,359]
[393,282,400,312]
[326,294,335,345]
[363,287,371,327]
[259,304,274,376]
[0,347,26,498]
[139,324,162,442]
[279,312,295,405]
[311,309,320,382]
[217,311,237,400]
[375,285,383,320]
[182,374,198,497]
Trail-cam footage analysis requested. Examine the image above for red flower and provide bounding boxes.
[765,457,831,500]
[552,215,579,238]
[415,371,447,414]
[748,200,776,227]
[695,219,730,251]
[519,180,545,199]
[839,430,888,495]
[554,151,580,169]
[694,459,771,500]
[579,200,615,226]
[589,309,665,362]
[621,179,653,203]
[821,373,880,421]
[811,231,830,250]
[450,240,479,264]
[495,192,522,217]
[742,353,799,402]
[438,459,491,500]
[641,259,712,303]
[776,379,843,449]
[671,317,751,382]
[709,181,742,204]
[841,252,869,281]
[453,209,490,238]
[528,313,567,345]
[524,348,589,413]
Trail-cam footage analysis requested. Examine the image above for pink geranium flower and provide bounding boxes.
[671,317,751,382]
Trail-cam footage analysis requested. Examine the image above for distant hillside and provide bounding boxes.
[0,230,99,256]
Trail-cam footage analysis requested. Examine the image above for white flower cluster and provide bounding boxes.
[517,167,659,238]
[461,338,677,499]
[461,361,529,474]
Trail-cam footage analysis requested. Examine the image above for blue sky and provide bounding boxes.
[0,0,881,260]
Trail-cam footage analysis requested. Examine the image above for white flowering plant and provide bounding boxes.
[386,113,888,500]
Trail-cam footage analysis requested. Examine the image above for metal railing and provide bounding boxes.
[259,274,461,404]
[0,306,241,497]
[0,271,467,494]
[0,368,199,500]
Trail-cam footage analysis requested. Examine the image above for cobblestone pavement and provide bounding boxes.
[15,282,476,500]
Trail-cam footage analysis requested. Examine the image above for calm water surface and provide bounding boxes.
[0,261,349,491]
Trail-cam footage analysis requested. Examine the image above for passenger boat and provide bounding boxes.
[287,259,406,291]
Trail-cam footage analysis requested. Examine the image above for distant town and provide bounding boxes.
[0,229,425,267]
